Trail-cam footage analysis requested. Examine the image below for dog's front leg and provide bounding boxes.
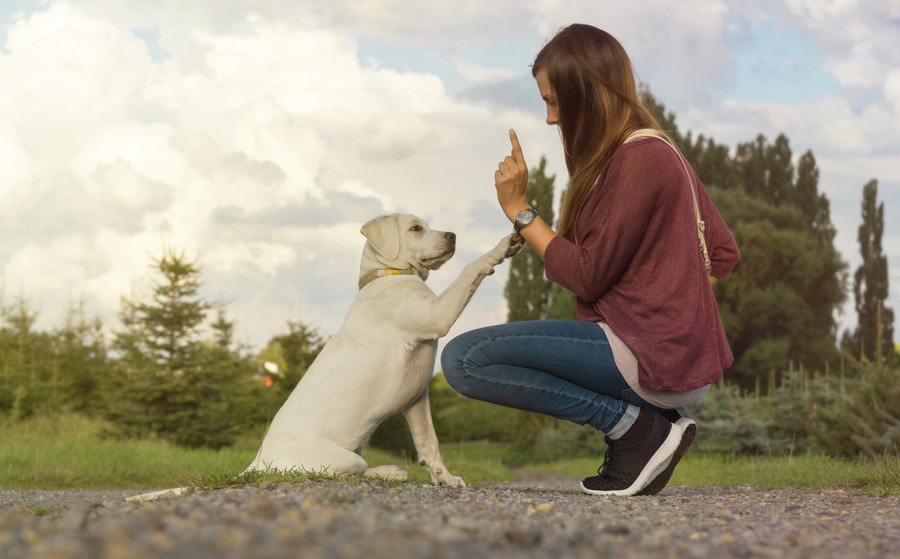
[403,388,465,488]
[414,233,524,339]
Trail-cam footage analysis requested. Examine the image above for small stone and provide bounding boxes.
[602,524,630,536]
[505,527,542,547]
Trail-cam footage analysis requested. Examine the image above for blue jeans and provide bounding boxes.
[441,320,655,437]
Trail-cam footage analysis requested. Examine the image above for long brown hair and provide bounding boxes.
[532,24,662,241]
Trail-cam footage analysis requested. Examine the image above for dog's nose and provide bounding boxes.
[445,232,456,242]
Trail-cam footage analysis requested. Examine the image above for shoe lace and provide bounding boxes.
[596,436,618,476]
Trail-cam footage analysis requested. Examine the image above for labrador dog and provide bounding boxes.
[130,214,521,500]
[245,214,522,486]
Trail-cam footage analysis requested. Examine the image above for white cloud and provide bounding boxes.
[0,1,543,348]
[1,0,897,352]
[783,0,899,93]
[530,0,736,104]
[784,0,859,21]
[453,58,517,84]
[885,70,900,114]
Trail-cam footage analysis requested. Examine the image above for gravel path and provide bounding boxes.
[1,477,897,559]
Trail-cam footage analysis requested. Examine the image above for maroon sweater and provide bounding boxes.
[544,138,740,392]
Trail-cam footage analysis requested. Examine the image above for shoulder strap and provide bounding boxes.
[623,129,712,275]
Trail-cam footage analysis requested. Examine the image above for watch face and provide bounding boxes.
[517,209,535,225]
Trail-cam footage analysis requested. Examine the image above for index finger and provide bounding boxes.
[508,129,524,162]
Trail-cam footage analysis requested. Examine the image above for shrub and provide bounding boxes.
[809,359,899,458]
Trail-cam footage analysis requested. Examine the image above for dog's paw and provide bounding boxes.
[505,233,526,258]
[431,470,467,489]
[487,233,523,264]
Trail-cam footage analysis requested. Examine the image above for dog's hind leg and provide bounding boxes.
[363,464,409,481]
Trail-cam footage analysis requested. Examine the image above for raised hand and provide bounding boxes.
[493,129,530,221]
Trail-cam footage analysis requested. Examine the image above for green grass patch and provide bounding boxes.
[522,452,900,496]
[0,415,515,490]
[0,414,252,490]
[3,414,896,495]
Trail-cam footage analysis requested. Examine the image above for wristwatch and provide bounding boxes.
[513,207,539,232]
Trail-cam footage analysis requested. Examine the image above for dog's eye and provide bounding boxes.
[409,225,423,232]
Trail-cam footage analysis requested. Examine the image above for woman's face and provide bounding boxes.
[535,68,559,126]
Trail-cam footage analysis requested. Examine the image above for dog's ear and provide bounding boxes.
[360,214,401,260]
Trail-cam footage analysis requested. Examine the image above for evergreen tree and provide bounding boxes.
[795,151,836,244]
[641,90,680,142]
[680,132,738,191]
[765,134,794,206]
[734,135,768,200]
[843,180,895,361]
[51,299,109,414]
[264,320,325,394]
[105,247,256,448]
[644,90,737,191]
[0,295,48,419]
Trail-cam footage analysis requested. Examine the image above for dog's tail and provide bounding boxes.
[125,486,189,502]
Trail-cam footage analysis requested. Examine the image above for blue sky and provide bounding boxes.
[729,22,842,105]
[1,0,898,355]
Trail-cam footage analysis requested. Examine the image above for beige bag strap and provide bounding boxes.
[623,129,712,275]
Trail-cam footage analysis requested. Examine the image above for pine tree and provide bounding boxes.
[0,295,46,419]
[641,90,680,142]
[105,247,255,448]
[51,299,108,414]
[795,151,836,244]
[765,134,794,206]
[734,135,769,200]
[266,320,325,393]
[843,179,895,361]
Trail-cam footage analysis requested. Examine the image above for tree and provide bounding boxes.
[843,180,895,362]
[734,135,769,200]
[764,134,794,206]
[681,132,738,191]
[504,156,575,322]
[263,320,325,393]
[105,247,256,448]
[641,89,680,142]
[710,186,845,388]
[50,299,109,415]
[0,295,51,419]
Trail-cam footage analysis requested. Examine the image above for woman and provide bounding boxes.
[441,24,740,496]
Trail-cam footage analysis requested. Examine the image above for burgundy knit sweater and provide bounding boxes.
[544,138,740,392]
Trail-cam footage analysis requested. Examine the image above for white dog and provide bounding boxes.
[246,214,522,486]
[130,214,520,500]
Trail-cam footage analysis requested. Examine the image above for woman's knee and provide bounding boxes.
[440,336,468,389]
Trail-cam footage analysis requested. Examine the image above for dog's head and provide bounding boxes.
[360,214,456,280]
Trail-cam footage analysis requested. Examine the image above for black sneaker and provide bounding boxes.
[579,408,684,497]
[635,417,696,496]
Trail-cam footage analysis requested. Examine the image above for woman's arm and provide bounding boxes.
[493,129,558,259]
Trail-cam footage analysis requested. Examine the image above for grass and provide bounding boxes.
[1,414,897,495]
[0,414,515,491]
[523,452,900,497]
[0,414,251,490]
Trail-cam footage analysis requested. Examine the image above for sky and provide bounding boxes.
[1,0,898,358]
